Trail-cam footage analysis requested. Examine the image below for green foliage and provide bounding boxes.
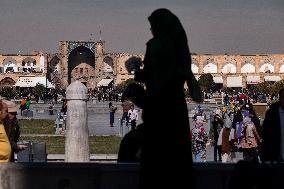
[115,78,135,93]
[198,73,214,91]
[271,80,284,95]
[0,87,16,100]
[33,83,45,97]
[248,85,258,92]
[254,81,272,94]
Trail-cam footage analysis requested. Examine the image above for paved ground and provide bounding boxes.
[18,101,243,162]
[18,101,217,135]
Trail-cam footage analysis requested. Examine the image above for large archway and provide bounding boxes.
[67,45,96,84]
[241,63,255,73]
[48,55,62,80]
[222,63,236,73]
[22,57,37,73]
[3,58,17,73]
[203,63,217,73]
[103,56,114,73]
[0,77,16,87]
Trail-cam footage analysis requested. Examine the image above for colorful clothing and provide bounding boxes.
[0,124,11,162]
[191,126,208,156]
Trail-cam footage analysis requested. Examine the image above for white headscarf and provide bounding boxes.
[224,113,233,128]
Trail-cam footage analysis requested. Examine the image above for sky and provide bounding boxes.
[0,0,284,55]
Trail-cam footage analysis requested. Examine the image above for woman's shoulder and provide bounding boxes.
[147,37,169,52]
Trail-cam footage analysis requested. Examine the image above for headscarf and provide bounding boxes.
[148,8,191,78]
[224,113,233,129]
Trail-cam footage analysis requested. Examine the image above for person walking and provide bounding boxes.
[128,104,139,130]
[218,113,237,163]
[121,99,132,126]
[240,114,261,161]
[211,113,223,161]
[134,8,202,189]
[109,102,117,127]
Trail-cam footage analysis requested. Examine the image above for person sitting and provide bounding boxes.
[3,100,27,162]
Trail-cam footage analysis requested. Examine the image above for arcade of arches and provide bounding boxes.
[1,40,284,89]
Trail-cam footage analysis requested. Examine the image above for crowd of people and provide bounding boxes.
[191,101,262,163]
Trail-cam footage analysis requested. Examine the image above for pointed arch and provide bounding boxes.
[22,57,37,73]
[203,63,217,73]
[68,45,96,84]
[3,57,17,73]
[103,56,114,73]
[222,63,236,73]
[241,63,256,73]
[0,77,16,86]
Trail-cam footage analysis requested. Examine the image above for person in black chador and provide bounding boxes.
[134,8,202,189]
[211,114,223,161]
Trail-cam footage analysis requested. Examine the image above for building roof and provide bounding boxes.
[14,76,54,88]
[97,79,113,87]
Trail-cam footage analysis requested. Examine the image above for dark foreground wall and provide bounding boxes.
[0,162,282,189]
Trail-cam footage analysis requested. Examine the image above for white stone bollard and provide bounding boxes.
[65,81,89,162]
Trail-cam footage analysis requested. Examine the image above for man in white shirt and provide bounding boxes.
[128,104,139,130]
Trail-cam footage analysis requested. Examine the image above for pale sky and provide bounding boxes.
[0,0,283,55]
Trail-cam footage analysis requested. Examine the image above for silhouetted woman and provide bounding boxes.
[135,8,202,189]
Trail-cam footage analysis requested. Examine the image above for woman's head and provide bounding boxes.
[0,100,8,121]
[148,8,187,44]
[147,8,192,77]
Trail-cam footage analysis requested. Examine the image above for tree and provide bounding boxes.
[115,79,135,93]
[255,81,272,94]
[125,57,142,74]
[198,73,214,91]
[33,83,45,98]
[271,80,284,95]
[0,87,16,100]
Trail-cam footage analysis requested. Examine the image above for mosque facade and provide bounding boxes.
[0,40,284,89]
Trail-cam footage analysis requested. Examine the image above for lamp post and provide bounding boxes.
[46,53,49,89]
[45,53,49,104]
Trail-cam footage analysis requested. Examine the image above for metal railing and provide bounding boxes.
[54,112,67,134]
[118,119,130,137]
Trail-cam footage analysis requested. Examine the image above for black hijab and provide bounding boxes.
[148,8,191,80]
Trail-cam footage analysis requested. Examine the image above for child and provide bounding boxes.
[191,116,208,162]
